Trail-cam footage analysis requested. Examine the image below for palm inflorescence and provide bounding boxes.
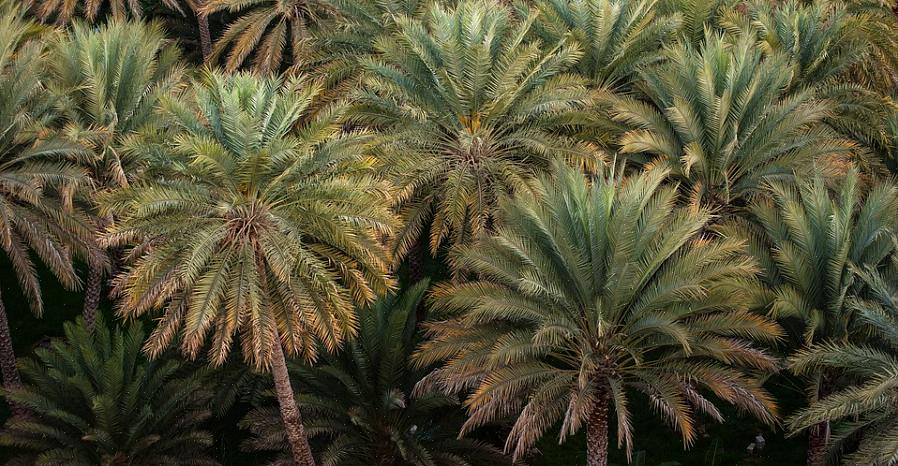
[0,0,898,466]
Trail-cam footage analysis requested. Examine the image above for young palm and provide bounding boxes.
[719,169,898,466]
[202,0,332,73]
[101,71,394,466]
[610,31,850,210]
[242,281,511,466]
[415,162,781,466]
[50,20,185,330]
[0,2,98,395]
[353,0,596,270]
[0,318,216,465]
[787,265,898,466]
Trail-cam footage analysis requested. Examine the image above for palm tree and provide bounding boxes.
[101,71,394,466]
[609,31,850,210]
[786,264,898,465]
[515,0,681,89]
[719,169,898,466]
[49,20,186,330]
[352,0,596,273]
[34,0,184,23]
[202,0,332,73]
[0,318,217,465]
[0,2,99,397]
[415,161,781,466]
[242,281,511,466]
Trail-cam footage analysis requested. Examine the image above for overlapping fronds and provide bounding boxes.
[242,281,511,466]
[609,30,850,209]
[415,161,780,460]
[352,0,599,267]
[0,3,100,315]
[34,0,185,23]
[101,71,395,370]
[720,169,898,345]
[202,0,332,73]
[0,318,216,465]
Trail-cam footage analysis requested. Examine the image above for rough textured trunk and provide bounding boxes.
[0,289,25,416]
[806,422,828,466]
[271,334,317,466]
[82,263,102,331]
[196,10,212,61]
[586,385,610,466]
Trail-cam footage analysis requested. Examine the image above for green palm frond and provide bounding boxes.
[242,281,511,466]
[416,161,780,461]
[609,29,849,210]
[34,0,185,23]
[0,2,100,315]
[352,0,599,268]
[202,0,332,74]
[101,70,395,370]
[0,318,216,465]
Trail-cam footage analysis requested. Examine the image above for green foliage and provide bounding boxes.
[49,19,185,191]
[610,30,850,208]
[101,71,394,369]
[722,169,898,345]
[415,161,781,460]
[0,2,99,314]
[517,0,682,88]
[353,0,597,266]
[786,264,898,464]
[0,318,216,465]
[242,281,511,466]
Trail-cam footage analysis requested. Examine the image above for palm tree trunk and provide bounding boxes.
[82,263,102,331]
[196,10,212,61]
[586,386,610,466]
[271,333,317,466]
[806,422,828,466]
[0,287,25,416]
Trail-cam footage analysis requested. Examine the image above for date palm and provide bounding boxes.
[352,0,596,270]
[515,0,681,89]
[0,318,216,465]
[415,162,781,466]
[610,31,850,210]
[242,281,511,466]
[787,264,898,466]
[718,169,898,466]
[0,1,99,398]
[34,0,184,23]
[101,71,394,466]
[202,0,332,73]
[49,20,185,330]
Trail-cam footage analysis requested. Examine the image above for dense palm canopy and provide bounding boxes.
[101,70,393,369]
[787,265,898,465]
[33,0,184,23]
[243,281,510,466]
[353,0,597,265]
[202,0,331,73]
[415,162,781,463]
[610,31,850,209]
[0,318,216,465]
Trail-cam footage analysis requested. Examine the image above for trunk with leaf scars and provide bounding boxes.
[0,287,25,416]
[271,332,317,466]
[587,384,610,466]
[197,10,212,61]
[82,263,102,331]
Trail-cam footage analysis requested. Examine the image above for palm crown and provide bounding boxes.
[101,71,394,368]
[353,0,596,266]
[415,162,781,462]
[611,31,850,209]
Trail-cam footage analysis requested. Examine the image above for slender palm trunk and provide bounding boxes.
[82,263,102,331]
[586,385,610,466]
[806,422,828,466]
[271,333,317,466]
[0,287,25,416]
[196,10,212,61]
